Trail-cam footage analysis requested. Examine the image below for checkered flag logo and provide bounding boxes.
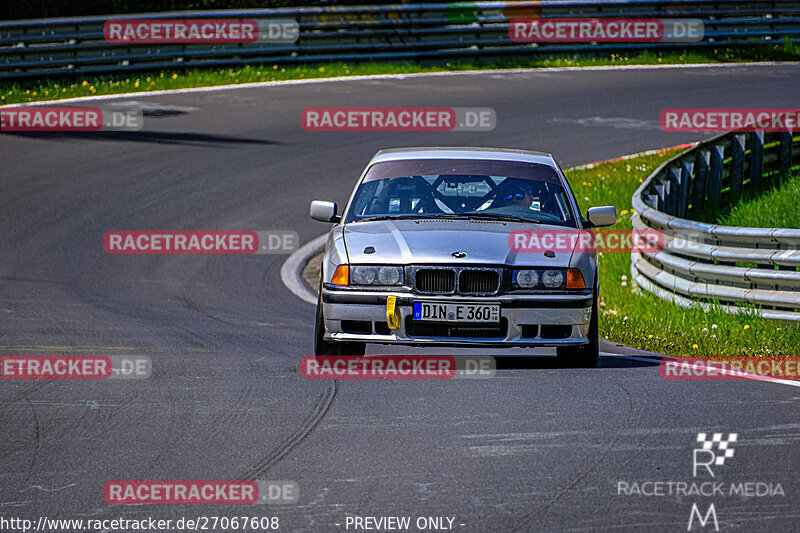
[697,432,737,465]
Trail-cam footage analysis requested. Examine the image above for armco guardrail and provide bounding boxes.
[631,130,800,322]
[2,0,800,80]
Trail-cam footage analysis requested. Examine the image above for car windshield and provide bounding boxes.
[345,158,576,227]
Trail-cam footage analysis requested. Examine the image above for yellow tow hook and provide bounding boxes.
[386,295,401,330]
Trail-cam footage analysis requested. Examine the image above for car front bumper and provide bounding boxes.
[321,289,594,348]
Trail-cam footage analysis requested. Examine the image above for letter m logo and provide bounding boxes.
[688,503,718,531]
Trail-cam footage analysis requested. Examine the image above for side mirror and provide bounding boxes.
[586,206,617,227]
[310,200,340,223]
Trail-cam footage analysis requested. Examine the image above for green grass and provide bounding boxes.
[2,42,799,105]
[718,174,800,229]
[690,135,800,224]
[564,152,800,357]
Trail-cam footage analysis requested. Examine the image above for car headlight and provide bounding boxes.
[377,266,401,285]
[512,268,585,290]
[350,265,403,286]
[351,265,377,285]
[541,269,564,288]
[515,269,539,288]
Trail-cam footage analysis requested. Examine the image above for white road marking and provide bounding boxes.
[546,116,660,130]
[280,234,326,306]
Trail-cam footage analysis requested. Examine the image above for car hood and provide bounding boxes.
[343,219,579,267]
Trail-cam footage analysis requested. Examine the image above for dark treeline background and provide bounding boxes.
[5,0,437,20]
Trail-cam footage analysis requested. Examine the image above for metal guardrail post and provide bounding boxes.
[678,160,693,219]
[654,178,668,212]
[707,144,724,208]
[729,133,745,203]
[779,131,794,177]
[666,167,680,216]
[691,149,710,214]
[749,131,765,191]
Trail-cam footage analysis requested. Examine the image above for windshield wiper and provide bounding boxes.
[355,214,440,222]
[434,213,541,224]
[355,213,542,224]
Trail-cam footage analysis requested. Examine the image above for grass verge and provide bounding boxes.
[717,174,800,229]
[566,152,800,357]
[2,43,800,105]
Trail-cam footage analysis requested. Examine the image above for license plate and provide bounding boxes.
[412,302,500,323]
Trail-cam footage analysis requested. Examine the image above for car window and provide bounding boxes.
[345,159,576,226]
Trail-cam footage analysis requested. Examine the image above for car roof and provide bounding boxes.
[370,147,557,168]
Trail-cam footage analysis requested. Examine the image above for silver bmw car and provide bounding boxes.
[310,147,617,366]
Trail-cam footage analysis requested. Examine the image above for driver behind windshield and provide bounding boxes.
[492,179,559,216]
[495,180,536,209]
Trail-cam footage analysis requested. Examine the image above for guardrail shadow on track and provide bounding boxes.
[0,130,285,145]
[495,354,660,370]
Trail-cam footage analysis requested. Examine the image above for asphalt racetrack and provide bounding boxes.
[1,63,800,532]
